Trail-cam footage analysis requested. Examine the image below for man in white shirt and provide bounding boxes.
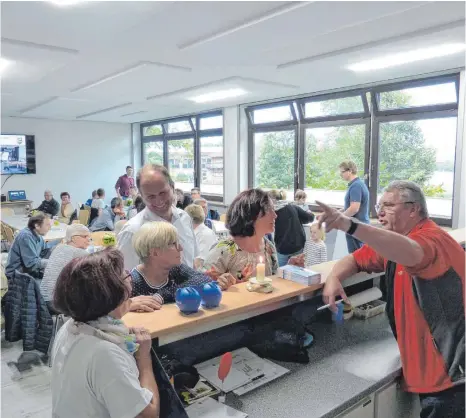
[184,204,218,269]
[117,164,198,270]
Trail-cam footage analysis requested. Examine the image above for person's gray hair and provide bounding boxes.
[193,198,207,205]
[384,180,429,219]
[65,224,90,242]
[185,204,205,224]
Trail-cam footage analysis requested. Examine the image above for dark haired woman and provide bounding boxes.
[51,248,160,418]
[5,213,51,279]
[202,189,279,287]
[58,191,74,224]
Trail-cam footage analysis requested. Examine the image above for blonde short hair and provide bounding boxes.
[339,160,358,174]
[310,223,325,241]
[185,204,205,225]
[132,222,178,262]
[269,189,281,201]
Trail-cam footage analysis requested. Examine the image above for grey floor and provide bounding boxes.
[1,338,52,417]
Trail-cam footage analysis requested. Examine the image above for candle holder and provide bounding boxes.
[246,277,273,293]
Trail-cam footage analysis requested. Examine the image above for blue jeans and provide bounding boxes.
[419,384,465,418]
[345,234,363,254]
[277,250,302,267]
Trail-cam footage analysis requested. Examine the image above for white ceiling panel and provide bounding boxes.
[0,1,464,123]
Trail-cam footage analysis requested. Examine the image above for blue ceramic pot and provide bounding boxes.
[175,287,201,314]
[200,282,222,308]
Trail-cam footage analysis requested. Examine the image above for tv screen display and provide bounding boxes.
[0,134,36,175]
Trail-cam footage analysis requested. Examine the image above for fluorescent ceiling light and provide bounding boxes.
[189,88,247,103]
[48,0,83,6]
[0,58,13,74]
[348,43,466,72]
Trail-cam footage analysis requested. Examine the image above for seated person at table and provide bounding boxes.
[40,224,90,312]
[193,198,213,229]
[5,213,51,279]
[129,222,229,312]
[203,189,281,284]
[34,189,59,217]
[58,192,74,224]
[90,197,125,232]
[91,188,106,213]
[128,195,145,220]
[51,248,160,418]
[85,190,97,207]
[185,204,217,270]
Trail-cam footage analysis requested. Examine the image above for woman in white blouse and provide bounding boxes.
[184,204,217,270]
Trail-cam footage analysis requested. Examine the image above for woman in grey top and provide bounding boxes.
[40,224,90,312]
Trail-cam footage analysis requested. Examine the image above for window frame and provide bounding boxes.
[246,73,460,226]
[140,110,224,202]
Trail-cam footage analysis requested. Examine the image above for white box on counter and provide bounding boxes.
[277,265,321,286]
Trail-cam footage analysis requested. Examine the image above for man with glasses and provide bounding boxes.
[339,160,370,253]
[318,180,465,418]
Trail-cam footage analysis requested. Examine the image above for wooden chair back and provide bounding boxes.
[219,213,227,223]
[78,209,90,226]
[1,222,15,244]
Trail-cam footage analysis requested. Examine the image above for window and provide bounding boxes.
[305,124,366,206]
[377,117,457,218]
[377,82,457,110]
[200,135,223,196]
[143,124,163,136]
[304,95,365,118]
[143,141,163,165]
[168,139,194,193]
[247,74,460,225]
[253,105,293,124]
[253,130,295,195]
[165,120,192,134]
[140,111,224,200]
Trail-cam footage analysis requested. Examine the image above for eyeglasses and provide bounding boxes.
[122,270,132,282]
[74,235,90,239]
[375,201,415,214]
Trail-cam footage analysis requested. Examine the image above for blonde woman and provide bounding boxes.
[129,222,231,313]
[184,204,217,269]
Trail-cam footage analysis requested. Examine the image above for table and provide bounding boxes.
[1,200,33,215]
[2,215,68,242]
[211,220,229,237]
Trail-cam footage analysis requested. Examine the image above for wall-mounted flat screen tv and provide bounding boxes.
[0,134,36,175]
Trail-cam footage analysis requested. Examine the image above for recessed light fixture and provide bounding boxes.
[189,88,247,103]
[348,43,466,72]
[0,58,13,74]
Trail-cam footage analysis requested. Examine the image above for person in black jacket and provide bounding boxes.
[34,190,59,217]
[270,190,314,267]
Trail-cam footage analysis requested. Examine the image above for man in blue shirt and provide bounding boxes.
[89,197,125,232]
[339,160,370,253]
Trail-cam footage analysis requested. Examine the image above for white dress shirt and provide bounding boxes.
[194,223,218,262]
[117,206,198,270]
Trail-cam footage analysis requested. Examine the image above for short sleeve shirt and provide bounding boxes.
[51,321,153,418]
[344,177,370,223]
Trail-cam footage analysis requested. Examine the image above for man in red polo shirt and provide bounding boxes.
[115,166,135,200]
[318,180,464,418]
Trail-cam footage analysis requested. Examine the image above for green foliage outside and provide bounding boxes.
[255,91,446,198]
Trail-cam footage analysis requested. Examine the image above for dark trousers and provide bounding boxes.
[419,385,465,418]
[345,234,363,254]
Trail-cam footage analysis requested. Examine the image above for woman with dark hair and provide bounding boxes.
[5,213,51,279]
[202,189,278,287]
[58,192,74,224]
[51,248,160,418]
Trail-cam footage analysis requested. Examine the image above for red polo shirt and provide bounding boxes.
[115,174,134,197]
[352,219,465,393]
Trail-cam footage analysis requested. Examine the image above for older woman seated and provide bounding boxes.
[51,248,160,417]
[40,224,90,312]
[203,189,279,286]
[129,222,230,313]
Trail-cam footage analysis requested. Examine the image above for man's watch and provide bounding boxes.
[346,219,359,236]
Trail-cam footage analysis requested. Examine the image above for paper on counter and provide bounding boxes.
[186,397,248,418]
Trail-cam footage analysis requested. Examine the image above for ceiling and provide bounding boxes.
[1,1,465,124]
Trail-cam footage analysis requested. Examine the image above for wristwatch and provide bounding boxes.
[346,219,359,236]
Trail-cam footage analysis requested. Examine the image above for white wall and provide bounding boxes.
[1,117,131,208]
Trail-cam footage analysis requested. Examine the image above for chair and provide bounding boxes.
[219,213,227,222]
[1,207,14,217]
[78,209,90,226]
[1,222,15,246]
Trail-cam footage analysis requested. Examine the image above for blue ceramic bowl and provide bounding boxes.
[175,287,202,314]
[199,282,222,308]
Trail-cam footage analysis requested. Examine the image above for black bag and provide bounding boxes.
[247,314,310,364]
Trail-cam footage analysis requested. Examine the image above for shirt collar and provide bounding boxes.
[143,205,182,223]
[348,177,359,187]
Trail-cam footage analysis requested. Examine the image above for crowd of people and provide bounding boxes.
[2,160,464,418]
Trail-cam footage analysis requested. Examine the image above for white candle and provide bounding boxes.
[256,256,265,282]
